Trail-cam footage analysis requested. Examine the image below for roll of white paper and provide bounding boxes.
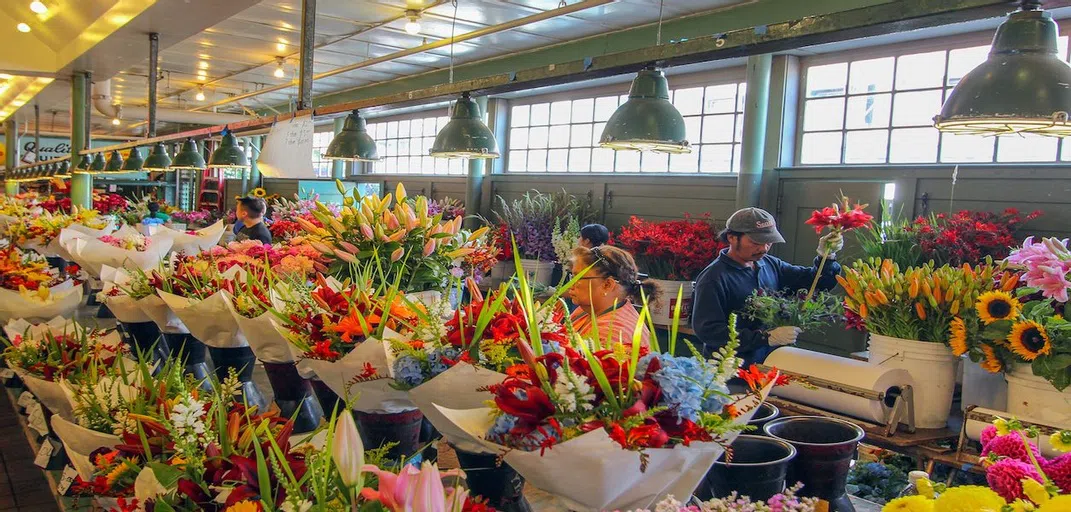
[965,406,1066,458]
[764,347,915,424]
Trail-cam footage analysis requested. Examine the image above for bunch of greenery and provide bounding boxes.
[742,289,844,333]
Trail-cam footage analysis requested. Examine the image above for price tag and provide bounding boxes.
[56,465,78,495]
[33,439,54,468]
[0,368,15,381]
[27,403,49,437]
[17,391,36,408]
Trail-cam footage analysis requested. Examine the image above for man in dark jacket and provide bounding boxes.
[234,197,272,244]
[691,207,842,366]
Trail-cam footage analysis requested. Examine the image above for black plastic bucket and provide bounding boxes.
[208,346,267,411]
[161,332,213,389]
[748,402,780,434]
[262,362,323,433]
[696,435,796,502]
[355,409,424,461]
[764,416,865,512]
[453,446,532,512]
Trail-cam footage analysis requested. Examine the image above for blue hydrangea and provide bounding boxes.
[648,354,730,423]
[392,355,426,387]
[541,340,561,354]
[486,413,518,444]
[864,462,891,479]
[427,347,460,376]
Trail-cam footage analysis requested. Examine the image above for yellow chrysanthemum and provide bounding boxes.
[883,495,935,512]
[1050,430,1071,453]
[1009,320,1052,361]
[1038,496,1071,512]
[1008,499,1037,512]
[949,317,969,356]
[932,485,1005,512]
[981,344,1004,373]
[917,477,936,499]
[995,418,1011,436]
[976,290,1021,324]
[1023,478,1050,506]
[226,500,263,512]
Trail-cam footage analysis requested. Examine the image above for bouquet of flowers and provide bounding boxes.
[804,195,873,300]
[494,189,597,263]
[624,483,817,512]
[742,289,844,333]
[226,264,320,366]
[0,243,64,290]
[100,233,150,251]
[552,216,581,266]
[169,210,213,227]
[7,208,114,257]
[303,182,487,292]
[839,257,1003,343]
[911,208,1042,267]
[273,272,423,413]
[428,196,466,221]
[93,193,129,214]
[63,224,173,278]
[155,256,250,350]
[616,214,723,281]
[884,417,1070,511]
[969,237,1071,390]
[0,248,82,322]
[141,220,228,256]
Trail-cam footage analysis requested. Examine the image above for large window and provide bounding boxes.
[799,38,1070,165]
[508,82,746,173]
[311,131,333,178]
[366,116,465,175]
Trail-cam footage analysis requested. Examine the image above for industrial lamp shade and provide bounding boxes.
[171,138,206,170]
[55,161,71,178]
[430,92,499,159]
[76,155,92,171]
[599,68,691,153]
[121,147,144,172]
[325,110,379,161]
[209,130,250,168]
[105,150,124,173]
[90,153,106,172]
[143,143,173,171]
[934,3,1071,136]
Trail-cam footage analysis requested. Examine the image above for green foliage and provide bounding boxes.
[743,289,844,333]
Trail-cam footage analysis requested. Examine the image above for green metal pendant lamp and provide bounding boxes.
[325,110,379,161]
[121,147,144,172]
[90,153,106,173]
[143,142,173,171]
[934,0,1071,136]
[599,67,691,153]
[55,161,71,179]
[430,92,499,159]
[171,138,207,170]
[209,129,250,168]
[104,150,124,173]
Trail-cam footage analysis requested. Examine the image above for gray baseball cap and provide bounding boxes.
[726,207,785,244]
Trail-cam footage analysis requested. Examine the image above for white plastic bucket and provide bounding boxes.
[1006,364,1071,428]
[519,258,554,286]
[868,334,957,429]
[649,279,693,326]
[960,355,1008,412]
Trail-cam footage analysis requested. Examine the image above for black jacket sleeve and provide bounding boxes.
[691,277,769,357]
[775,256,842,292]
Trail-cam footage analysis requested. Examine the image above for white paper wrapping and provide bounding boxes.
[158,290,247,348]
[13,367,74,419]
[231,309,295,363]
[965,406,1067,459]
[98,266,153,323]
[0,213,16,232]
[0,280,83,323]
[408,363,505,453]
[136,295,189,334]
[299,335,415,414]
[151,221,226,256]
[765,347,914,424]
[434,384,771,511]
[66,218,117,238]
[4,315,76,341]
[51,415,121,479]
[63,228,173,278]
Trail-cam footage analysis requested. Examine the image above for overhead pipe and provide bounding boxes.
[193,0,616,111]
[92,80,252,125]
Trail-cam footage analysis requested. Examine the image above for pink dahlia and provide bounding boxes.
[983,431,1043,463]
[981,424,998,447]
[1044,453,1071,493]
[986,458,1042,501]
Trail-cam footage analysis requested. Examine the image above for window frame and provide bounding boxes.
[363,109,467,176]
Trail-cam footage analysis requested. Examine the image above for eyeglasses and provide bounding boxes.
[568,272,606,281]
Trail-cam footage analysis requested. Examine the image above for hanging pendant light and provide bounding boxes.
[55,161,71,179]
[76,154,92,172]
[104,151,123,173]
[209,129,250,168]
[325,110,379,161]
[934,0,1071,136]
[121,146,144,172]
[599,67,691,153]
[430,92,499,159]
[171,138,207,170]
[143,142,173,171]
[90,153,106,172]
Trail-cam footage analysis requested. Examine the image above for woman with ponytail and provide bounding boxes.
[567,245,654,348]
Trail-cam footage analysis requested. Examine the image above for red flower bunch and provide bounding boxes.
[490,223,514,262]
[615,213,725,281]
[907,208,1042,266]
[441,291,569,373]
[37,196,71,213]
[92,193,128,214]
[805,196,873,234]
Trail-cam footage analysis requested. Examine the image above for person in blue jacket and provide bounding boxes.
[691,207,843,367]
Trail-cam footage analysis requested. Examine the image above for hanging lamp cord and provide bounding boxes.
[449,0,458,84]
[656,0,665,46]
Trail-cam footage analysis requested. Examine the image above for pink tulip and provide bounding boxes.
[391,247,405,262]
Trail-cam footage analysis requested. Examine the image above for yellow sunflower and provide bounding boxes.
[1009,320,1052,361]
[225,500,263,512]
[948,317,969,356]
[251,187,267,198]
[981,344,1004,373]
[976,290,1021,324]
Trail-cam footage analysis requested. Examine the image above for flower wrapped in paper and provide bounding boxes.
[144,220,227,256]
[99,266,154,324]
[7,208,114,257]
[0,278,83,323]
[433,308,782,511]
[63,224,173,278]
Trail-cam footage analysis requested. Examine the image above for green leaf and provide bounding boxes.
[576,341,618,410]
[981,320,1013,340]
[147,461,183,488]
[153,501,176,512]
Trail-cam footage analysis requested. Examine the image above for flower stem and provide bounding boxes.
[805,254,828,303]
[1023,430,1054,486]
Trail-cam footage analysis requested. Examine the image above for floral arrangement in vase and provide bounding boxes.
[493,189,597,263]
[616,213,723,281]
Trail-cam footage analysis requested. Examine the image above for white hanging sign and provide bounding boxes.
[257,115,316,179]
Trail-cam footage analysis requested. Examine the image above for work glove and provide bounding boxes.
[768,326,802,347]
[817,231,844,258]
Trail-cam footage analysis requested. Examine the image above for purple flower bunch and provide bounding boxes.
[428,197,465,221]
[620,483,817,511]
[494,189,598,262]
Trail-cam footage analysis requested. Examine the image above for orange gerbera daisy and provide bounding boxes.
[949,317,969,356]
[1008,320,1052,361]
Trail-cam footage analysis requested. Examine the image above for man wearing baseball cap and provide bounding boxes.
[691,207,843,366]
